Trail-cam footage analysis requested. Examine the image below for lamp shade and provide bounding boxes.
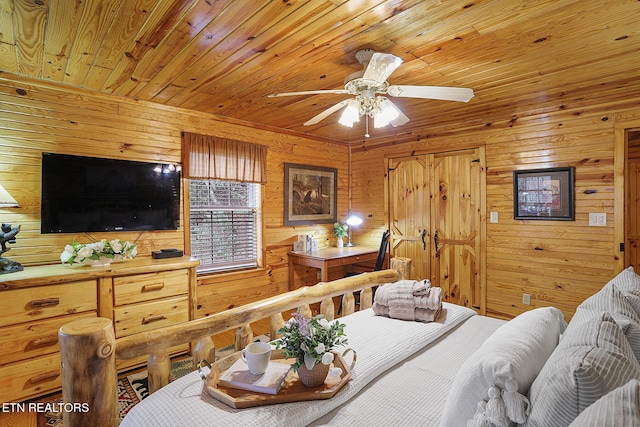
[338,100,360,127]
[0,184,19,207]
[346,214,363,226]
[374,98,400,128]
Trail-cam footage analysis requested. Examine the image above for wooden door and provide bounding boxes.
[430,149,482,310]
[626,132,640,269]
[388,149,483,311]
[388,156,430,281]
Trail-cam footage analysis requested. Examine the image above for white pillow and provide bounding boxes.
[604,266,640,318]
[568,379,640,427]
[572,284,640,360]
[439,307,566,427]
[527,313,640,427]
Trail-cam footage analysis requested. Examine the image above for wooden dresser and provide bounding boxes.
[0,256,199,403]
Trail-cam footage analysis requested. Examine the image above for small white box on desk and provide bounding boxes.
[297,235,308,251]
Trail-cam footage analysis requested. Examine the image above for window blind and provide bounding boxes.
[189,180,258,272]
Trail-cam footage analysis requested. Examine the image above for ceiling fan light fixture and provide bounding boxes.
[338,100,360,127]
[374,98,400,128]
[269,50,473,134]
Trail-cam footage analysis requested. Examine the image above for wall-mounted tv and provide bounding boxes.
[41,153,181,234]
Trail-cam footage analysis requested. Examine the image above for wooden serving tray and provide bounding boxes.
[204,350,352,409]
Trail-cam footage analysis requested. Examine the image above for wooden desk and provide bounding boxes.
[288,246,378,289]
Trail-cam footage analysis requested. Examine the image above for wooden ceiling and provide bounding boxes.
[2,0,640,146]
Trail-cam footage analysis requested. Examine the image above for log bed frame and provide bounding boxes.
[58,258,412,427]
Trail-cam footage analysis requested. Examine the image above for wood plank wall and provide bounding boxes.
[349,103,640,321]
[0,73,350,317]
[5,71,640,323]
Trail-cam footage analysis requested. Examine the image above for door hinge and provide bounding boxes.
[620,242,625,252]
[471,159,480,163]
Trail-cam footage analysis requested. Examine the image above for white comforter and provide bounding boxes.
[311,314,506,426]
[121,303,476,427]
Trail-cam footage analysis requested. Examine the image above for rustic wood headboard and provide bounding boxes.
[58,258,411,427]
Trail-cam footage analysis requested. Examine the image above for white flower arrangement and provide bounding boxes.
[60,238,137,266]
[274,311,348,372]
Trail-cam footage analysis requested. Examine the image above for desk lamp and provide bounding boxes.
[345,214,362,247]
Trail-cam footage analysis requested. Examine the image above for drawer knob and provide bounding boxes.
[142,314,167,325]
[30,297,60,308]
[29,371,60,385]
[142,283,165,292]
[30,336,59,348]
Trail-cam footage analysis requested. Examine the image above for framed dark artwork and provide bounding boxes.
[284,163,337,226]
[513,166,575,220]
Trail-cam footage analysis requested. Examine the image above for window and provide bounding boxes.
[181,132,267,273]
[189,179,261,273]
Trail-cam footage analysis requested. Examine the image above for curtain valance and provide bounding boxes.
[182,132,267,184]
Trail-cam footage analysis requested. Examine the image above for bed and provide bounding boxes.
[58,262,640,427]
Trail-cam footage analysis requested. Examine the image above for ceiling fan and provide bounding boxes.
[267,49,474,137]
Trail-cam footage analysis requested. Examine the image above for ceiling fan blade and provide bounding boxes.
[267,89,348,97]
[362,53,403,83]
[303,99,351,126]
[387,85,474,102]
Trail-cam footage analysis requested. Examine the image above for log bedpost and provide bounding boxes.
[148,349,171,394]
[390,257,412,280]
[300,304,313,318]
[59,317,117,427]
[360,287,373,309]
[192,336,216,370]
[235,323,253,351]
[270,313,285,340]
[341,292,355,316]
[320,297,335,320]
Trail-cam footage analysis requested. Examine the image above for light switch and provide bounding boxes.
[490,212,498,223]
[589,213,607,226]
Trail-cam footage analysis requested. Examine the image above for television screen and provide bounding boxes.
[41,153,181,233]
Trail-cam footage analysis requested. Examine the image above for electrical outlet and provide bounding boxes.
[522,293,531,305]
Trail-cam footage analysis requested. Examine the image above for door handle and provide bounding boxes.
[421,229,427,250]
[434,229,439,252]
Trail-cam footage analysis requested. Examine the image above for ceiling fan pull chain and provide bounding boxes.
[365,115,370,138]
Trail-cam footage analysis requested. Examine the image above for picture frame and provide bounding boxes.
[513,166,575,220]
[284,163,337,226]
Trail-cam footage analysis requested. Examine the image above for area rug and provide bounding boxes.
[37,335,270,426]
[36,357,194,427]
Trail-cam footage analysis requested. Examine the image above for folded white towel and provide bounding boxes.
[373,279,442,322]
[388,291,415,321]
[412,279,430,296]
[414,286,443,310]
[372,304,440,322]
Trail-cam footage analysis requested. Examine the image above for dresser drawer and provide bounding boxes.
[0,281,97,328]
[113,296,189,338]
[0,353,61,403]
[0,312,96,366]
[113,269,189,306]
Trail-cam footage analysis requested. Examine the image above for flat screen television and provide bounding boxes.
[41,153,181,234]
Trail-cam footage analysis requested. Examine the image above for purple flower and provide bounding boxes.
[294,312,310,336]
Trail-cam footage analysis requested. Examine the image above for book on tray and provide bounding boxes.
[218,358,291,395]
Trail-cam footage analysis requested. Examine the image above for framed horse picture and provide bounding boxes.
[284,163,337,225]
